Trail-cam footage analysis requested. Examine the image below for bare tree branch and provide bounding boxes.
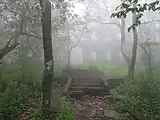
[7,8,22,17]
[141,20,160,25]
[21,32,42,39]
[0,42,19,60]
[70,25,86,50]
[139,33,160,46]
[87,19,121,28]
[0,5,25,60]
[0,0,18,12]
[139,41,160,46]
[5,36,14,47]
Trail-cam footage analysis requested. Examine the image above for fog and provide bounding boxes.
[69,0,160,67]
[1,1,160,119]
[0,0,160,69]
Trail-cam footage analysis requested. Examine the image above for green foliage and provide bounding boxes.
[95,64,127,77]
[114,72,160,120]
[100,67,127,77]
[88,64,99,71]
[72,63,127,77]
[111,0,160,31]
[0,58,42,120]
[0,57,74,120]
[72,64,88,70]
[72,63,145,77]
[57,97,75,120]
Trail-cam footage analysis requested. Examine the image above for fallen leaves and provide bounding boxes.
[74,95,128,120]
[74,95,109,120]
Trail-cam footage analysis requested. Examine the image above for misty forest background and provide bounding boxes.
[1,0,160,120]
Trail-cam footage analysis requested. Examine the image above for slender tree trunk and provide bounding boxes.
[67,33,71,69]
[120,17,130,66]
[148,48,152,75]
[145,46,152,76]
[128,1,138,79]
[66,29,72,70]
[39,1,54,119]
[67,49,71,69]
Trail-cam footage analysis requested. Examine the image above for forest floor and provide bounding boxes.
[74,95,129,120]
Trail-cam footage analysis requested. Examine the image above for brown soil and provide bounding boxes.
[74,95,128,120]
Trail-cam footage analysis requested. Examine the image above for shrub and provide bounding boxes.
[114,72,160,120]
[58,97,75,120]
[0,58,42,120]
[0,81,40,120]
[88,64,99,71]
[90,64,127,77]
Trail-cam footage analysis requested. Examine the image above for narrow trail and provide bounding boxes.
[61,69,127,120]
[73,95,128,120]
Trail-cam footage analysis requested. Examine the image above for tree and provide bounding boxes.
[0,0,43,62]
[120,17,130,66]
[112,0,160,78]
[66,24,86,69]
[111,0,154,79]
[0,0,23,60]
[139,33,160,76]
[39,0,54,119]
[127,1,138,79]
[111,0,160,29]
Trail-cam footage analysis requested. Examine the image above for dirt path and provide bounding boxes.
[74,95,128,120]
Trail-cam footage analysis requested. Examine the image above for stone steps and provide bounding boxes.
[69,86,109,97]
[71,81,102,87]
[70,86,106,91]
[65,76,109,98]
[69,91,84,98]
[71,78,104,88]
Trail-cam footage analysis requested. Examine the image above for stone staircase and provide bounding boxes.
[68,77,109,98]
[61,69,124,99]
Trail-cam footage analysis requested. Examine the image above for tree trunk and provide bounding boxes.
[148,47,152,75]
[128,1,138,79]
[67,33,71,69]
[120,17,130,66]
[67,49,71,69]
[140,44,153,76]
[39,1,54,119]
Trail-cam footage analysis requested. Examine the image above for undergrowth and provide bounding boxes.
[112,72,160,120]
[0,58,42,120]
[0,57,75,120]
[2,58,159,120]
[57,97,75,120]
